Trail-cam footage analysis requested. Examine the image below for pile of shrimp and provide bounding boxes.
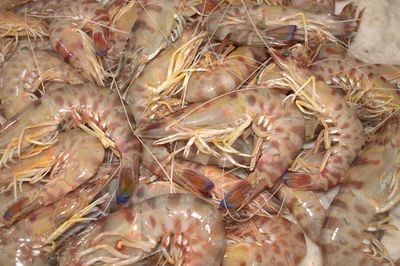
[0,0,399,265]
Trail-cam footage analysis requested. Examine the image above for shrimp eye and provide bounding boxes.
[283,49,292,57]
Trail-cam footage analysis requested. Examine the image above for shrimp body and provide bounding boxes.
[270,47,364,190]
[0,49,83,119]
[0,164,115,266]
[185,46,267,103]
[321,113,400,266]
[58,193,226,266]
[138,89,305,209]
[49,0,109,85]
[0,130,105,225]
[224,216,306,266]
[206,4,357,47]
[0,84,141,203]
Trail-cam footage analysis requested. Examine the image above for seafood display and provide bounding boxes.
[0,0,399,266]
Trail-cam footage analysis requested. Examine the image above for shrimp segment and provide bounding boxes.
[0,49,83,119]
[49,0,109,85]
[138,89,305,209]
[321,112,400,266]
[58,193,226,266]
[224,216,306,266]
[269,47,364,190]
[0,130,105,225]
[206,4,357,47]
[0,84,141,203]
[185,46,267,103]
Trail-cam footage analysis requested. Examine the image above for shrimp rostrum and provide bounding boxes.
[137,88,305,209]
[57,193,226,266]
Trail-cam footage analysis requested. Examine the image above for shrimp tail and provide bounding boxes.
[117,157,139,204]
[219,177,253,209]
[175,167,215,192]
[267,24,298,41]
[282,171,325,190]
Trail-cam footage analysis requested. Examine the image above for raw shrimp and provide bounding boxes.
[0,164,116,266]
[185,46,267,103]
[116,0,200,88]
[224,216,306,265]
[307,43,400,124]
[206,4,357,47]
[57,193,226,266]
[49,0,109,85]
[125,26,204,124]
[0,49,83,119]
[321,112,400,266]
[0,10,48,38]
[0,129,105,225]
[0,84,141,204]
[269,47,364,190]
[137,89,305,209]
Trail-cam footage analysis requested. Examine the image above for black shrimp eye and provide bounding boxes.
[283,49,291,57]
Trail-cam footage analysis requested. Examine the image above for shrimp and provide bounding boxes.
[306,43,400,125]
[125,26,205,124]
[269,47,364,190]
[206,4,357,47]
[224,216,306,265]
[0,49,84,119]
[49,0,110,85]
[0,129,105,225]
[137,88,305,209]
[0,164,116,266]
[57,193,226,266]
[185,46,267,103]
[0,10,48,38]
[321,112,400,266]
[0,84,141,204]
[116,0,200,88]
